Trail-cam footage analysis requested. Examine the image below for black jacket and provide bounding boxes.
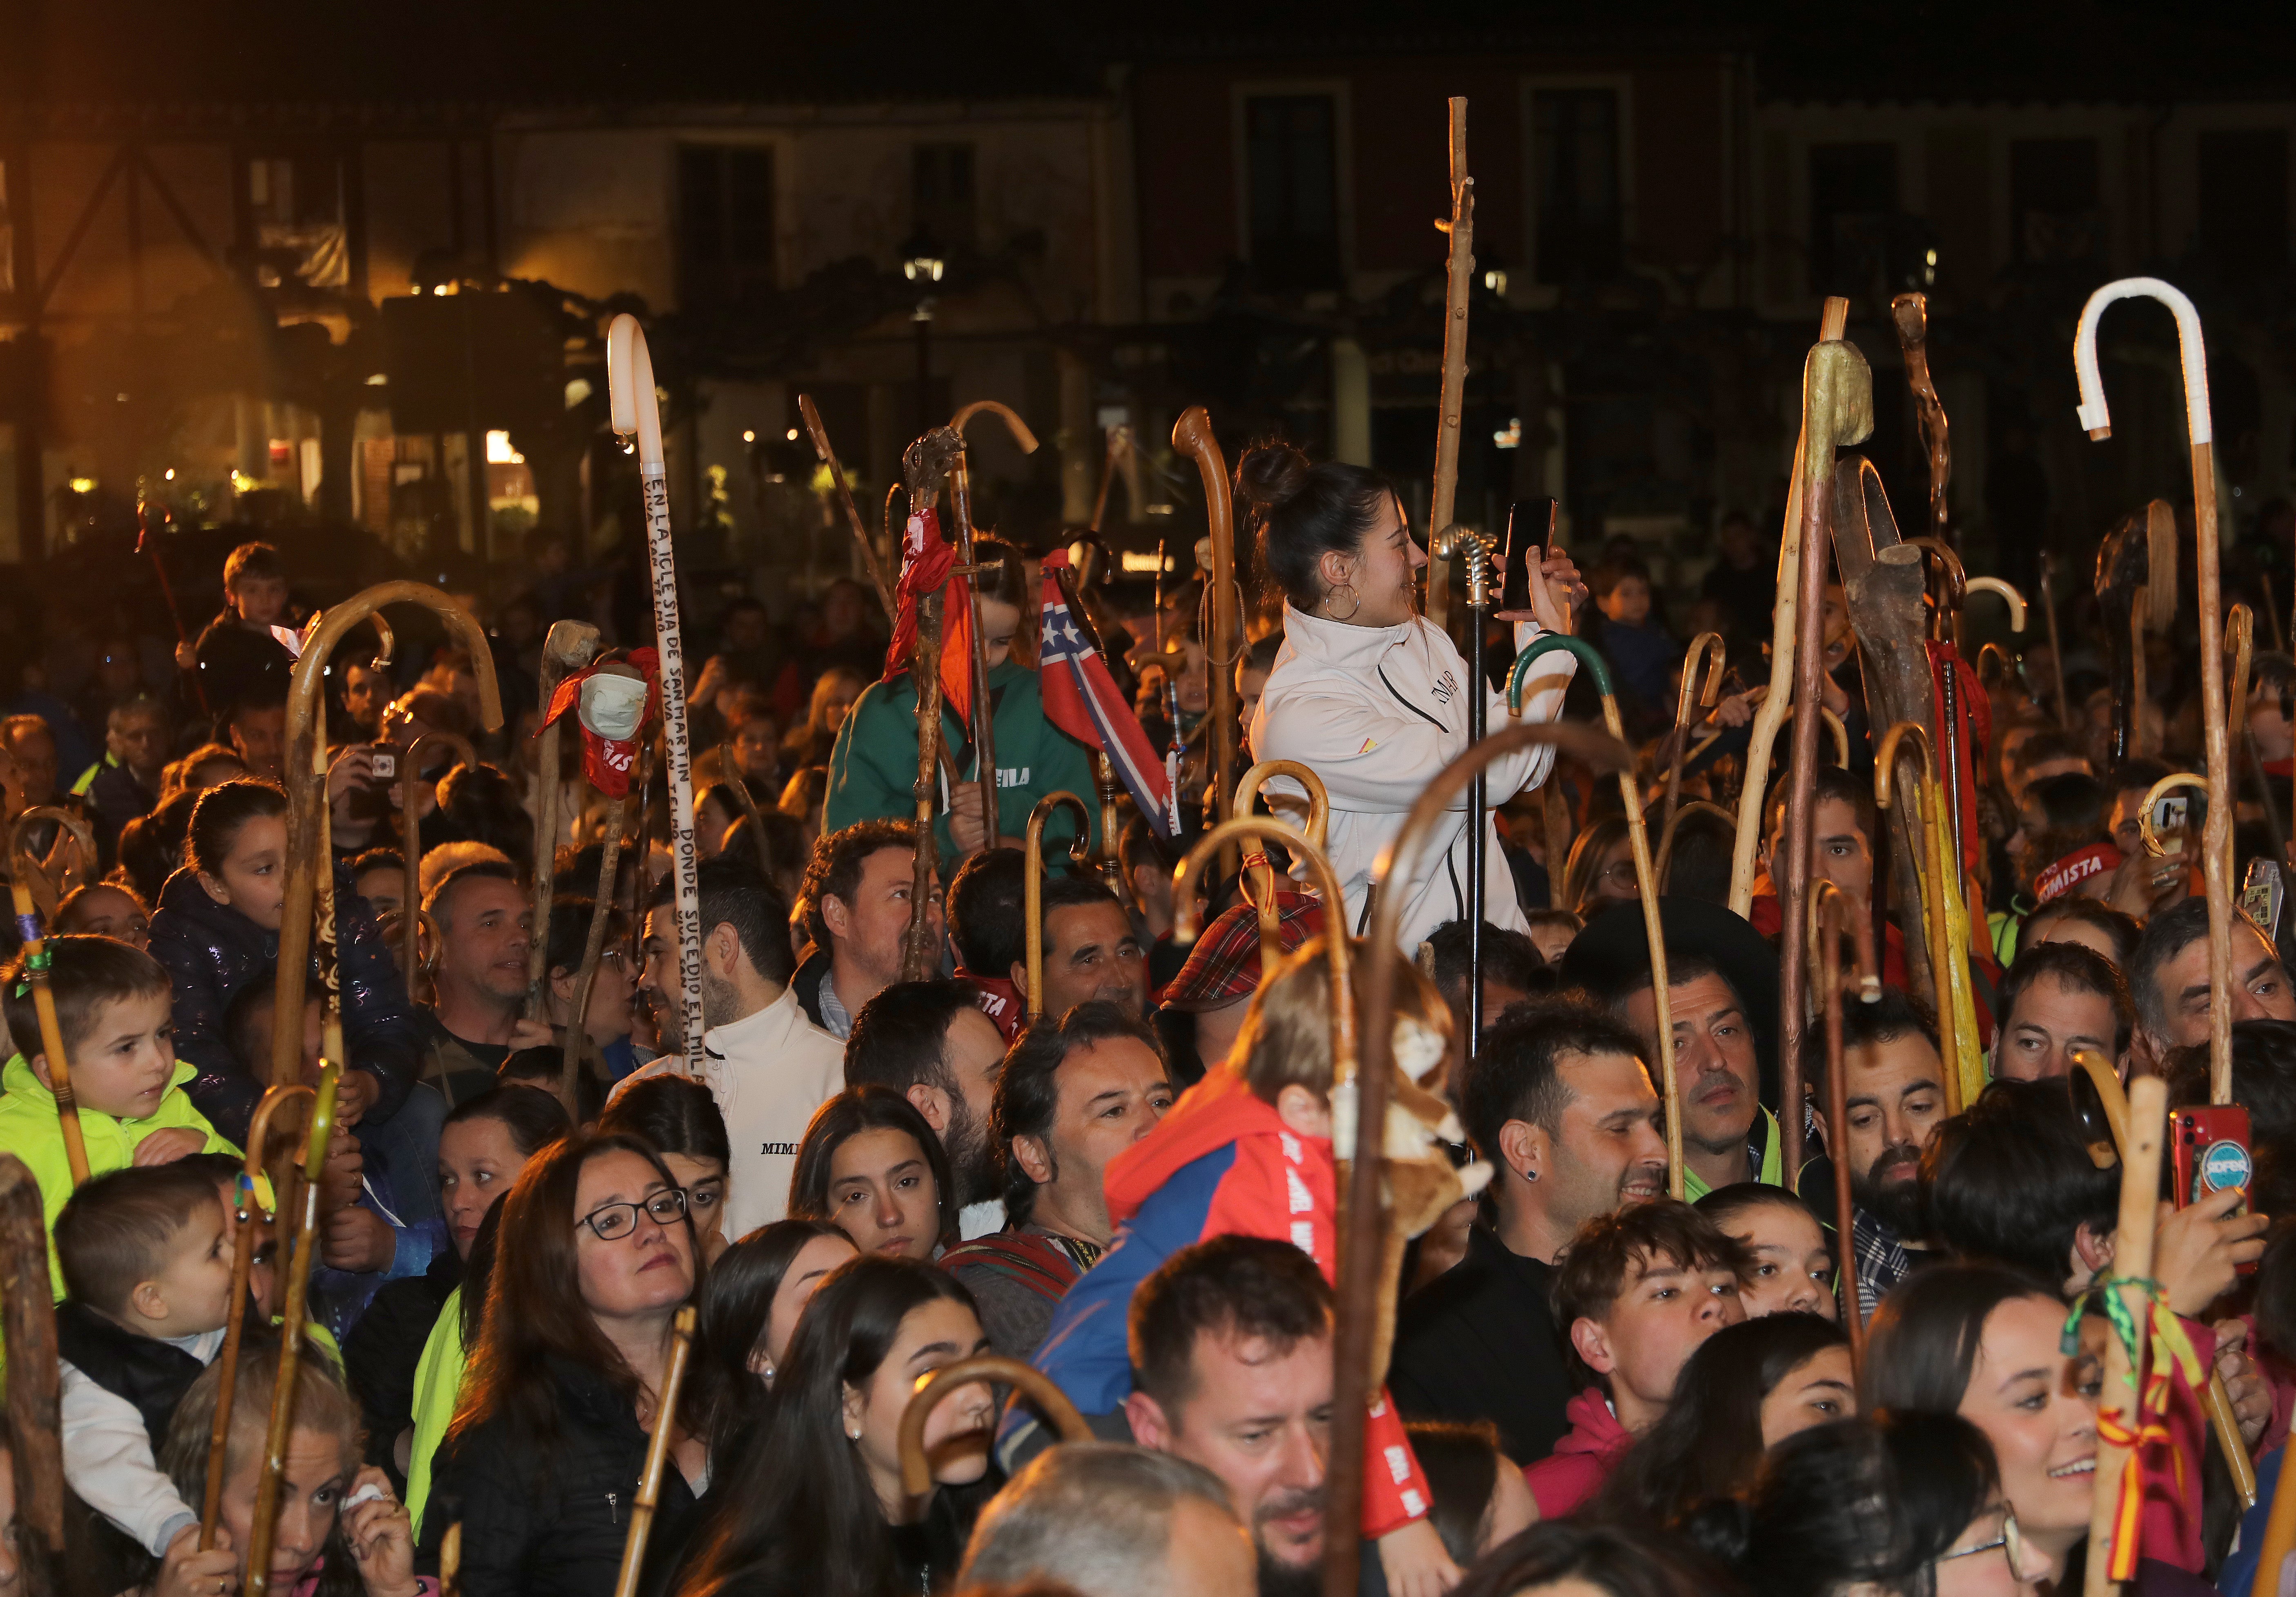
[54,1299,205,1448]
[147,859,422,1144]
[418,1356,700,1597]
[1388,1223,1576,1466]
[189,612,293,727]
[343,1247,461,1489]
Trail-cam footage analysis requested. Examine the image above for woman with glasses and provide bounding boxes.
[417,1130,711,1597]
[600,1075,733,1263]
[1683,1410,2045,1595]
[1562,816,1638,920]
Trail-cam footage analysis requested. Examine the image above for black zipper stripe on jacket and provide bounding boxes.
[1444,846,1465,923]
[1378,662,1449,733]
[1375,659,1465,928]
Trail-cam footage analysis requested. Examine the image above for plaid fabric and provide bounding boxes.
[1852,1206,1913,1322]
[1157,889,1326,1011]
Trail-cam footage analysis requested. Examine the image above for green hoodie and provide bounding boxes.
[0,1054,239,1297]
[824,658,1101,862]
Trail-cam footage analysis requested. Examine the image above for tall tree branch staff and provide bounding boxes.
[1242,445,1585,952]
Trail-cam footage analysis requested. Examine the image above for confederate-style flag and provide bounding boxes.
[883,506,976,725]
[1037,549,1174,838]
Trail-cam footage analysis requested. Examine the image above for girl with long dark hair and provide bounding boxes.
[673,1256,997,1597]
[417,1130,705,1597]
[787,1086,954,1261]
[692,1220,858,1472]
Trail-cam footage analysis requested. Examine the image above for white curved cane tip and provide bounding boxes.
[606,314,641,437]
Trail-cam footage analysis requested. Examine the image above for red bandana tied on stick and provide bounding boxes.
[539,649,661,797]
[883,506,975,725]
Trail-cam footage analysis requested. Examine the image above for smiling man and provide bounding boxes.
[1391,1002,1665,1464]
[2130,897,2296,1068]
[1989,942,2133,1082]
[791,818,944,1041]
[418,861,549,1100]
[1803,989,1950,1317]
[1012,876,1148,1020]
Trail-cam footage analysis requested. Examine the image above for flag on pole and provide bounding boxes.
[1037,549,1175,838]
[882,506,975,724]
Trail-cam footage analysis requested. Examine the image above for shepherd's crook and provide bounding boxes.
[2077,279,2236,1101]
[1425,97,1475,636]
[1023,793,1094,1018]
[608,315,706,1072]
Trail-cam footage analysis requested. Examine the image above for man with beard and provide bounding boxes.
[844,978,1012,1237]
[1121,1236,1354,1597]
[1800,989,1949,1318]
[1391,1002,1667,1464]
[625,855,843,1234]
[941,1001,1173,1359]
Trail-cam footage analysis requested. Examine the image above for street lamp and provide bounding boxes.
[902,234,946,433]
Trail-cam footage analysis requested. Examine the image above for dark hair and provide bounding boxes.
[347,847,405,882]
[542,897,630,984]
[1039,873,1122,939]
[116,789,199,905]
[1801,987,1939,1093]
[1236,443,1397,613]
[441,1086,572,1159]
[1923,1080,2119,1288]
[2130,897,2226,1042]
[598,1074,731,1167]
[2020,771,2112,890]
[496,1050,603,1124]
[55,1163,226,1316]
[1597,1311,1848,1528]
[2166,1018,2296,1221]
[1694,1180,1828,1240]
[2255,1221,2296,1362]
[1995,940,2135,1059]
[1450,1523,1707,1597]
[1657,806,1737,904]
[1,934,172,1062]
[448,1131,700,1450]
[844,979,979,1097]
[1128,1234,1331,1414]
[1459,1001,1649,1164]
[2009,729,2083,776]
[797,818,916,950]
[1423,921,1545,1009]
[1767,763,1877,842]
[1116,815,1179,888]
[1859,1260,2062,1413]
[222,541,284,589]
[993,1001,1168,1225]
[692,1218,853,1470]
[1407,1419,1505,1566]
[649,854,794,986]
[2016,895,2143,967]
[53,881,149,938]
[436,763,534,876]
[948,848,1027,976]
[184,777,288,878]
[1551,1200,1750,1387]
[787,1086,955,1248]
[424,858,522,930]
[677,1256,981,1597]
[221,973,301,1077]
[1683,1410,1999,1597]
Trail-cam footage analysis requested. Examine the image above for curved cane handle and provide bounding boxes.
[2068,1045,2133,1170]
[2138,773,2212,860]
[1964,577,2028,633]
[8,806,96,911]
[1873,722,1937,813]
[1508,633,1612,710]
[1675,632,1728,726]
[1024,792,1096,1018]
[2075,278,2212,444]
[950,400,1041,455]
[897,1356,1090,1498]
[1234,760,1329,848]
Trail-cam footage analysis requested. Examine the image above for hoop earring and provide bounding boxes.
[1324,583,1361,622]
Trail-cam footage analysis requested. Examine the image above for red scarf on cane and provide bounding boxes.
[883,506,975,726]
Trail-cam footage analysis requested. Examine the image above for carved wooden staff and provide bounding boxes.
[1434,525,1495,1044]
[272,586,502,1090]
[798,394,898,620]
[1811,880,1879,1349]
[1425,96,1475,636]
[1661,633,1727,843]
[528,621,603,1018]
[0,1153,65,1595]
[945,402,1041,849]
[2083,1073,2168,1596]
[559,798,631,1123]
[1173,408,1240,858]
[1023,792,1094,1018]
[1779,336,1873,1164]
[1890,293,1954,552]
[1511,640,1684,1194]
[1350,722,1632,1597]
[8,811,96,1188]
[1730,298,1850,914]
[606,314,705,1072]
[1875,722,1979,1113]
[898,429,967,983]
[243,1061,340,1597]
[1233,760,1331,969]
[202,1084,314,1548]
[897,1356,1090,1498]
[2077,279,2236,1102]
[609,1305,695,1597]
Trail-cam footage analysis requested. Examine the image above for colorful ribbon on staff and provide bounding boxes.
[2062,1274,2203,1579]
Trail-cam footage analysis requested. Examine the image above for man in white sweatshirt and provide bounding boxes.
[627,855,845,1237]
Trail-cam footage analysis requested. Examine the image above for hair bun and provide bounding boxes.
[1235,444,1310,510]
[1676,1497,1755,1568]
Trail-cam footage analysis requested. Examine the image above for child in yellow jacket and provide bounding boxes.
[0,936,239,1295]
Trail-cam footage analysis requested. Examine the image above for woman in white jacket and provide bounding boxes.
[1242,444,1585,953]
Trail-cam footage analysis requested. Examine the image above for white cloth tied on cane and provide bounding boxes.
[580,672,649,742]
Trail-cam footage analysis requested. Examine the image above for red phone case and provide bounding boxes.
[2170,1105,2255,1276]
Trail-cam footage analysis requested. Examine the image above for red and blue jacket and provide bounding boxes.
[1028,1065,1432,1538]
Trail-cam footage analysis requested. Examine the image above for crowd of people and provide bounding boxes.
[0,422,2289,1597]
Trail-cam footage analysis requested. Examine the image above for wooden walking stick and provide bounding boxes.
[798,394,899,621]
[528,621,603,1018]
[0,1153,66,1593]
[559,806,629,1123]
[1661,633,1728,844]
[272,586,502,1091]
[2082,1073,2172,1595]
[202,1084,315,1548]
[399,729,479,994]
[1811,881,1879,1345]
[1433,525,1497,1046]
[1779,338,1874,1162]
[8,812,98,1189]
[945,403,1041,850]
[1875,722,1981,1112]
[609,1306,695,1597]
[243,1060,341,1597]
[1654,800,1735,889]
[898,1356,1090,1498]
[1233,760,1331,970]
[1173,408,1242,864]
[1731,297,1851,915]
[9,806,92,923]
[1023,793,1094,1018]
[2080,281,2237,1097]
[607,314,707,1073]
[1426,96,1475,637]
[897,429,967,984]
[2038,552,2077,731]
[1891,292,1955,553]
[1511,641,1687,1194]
